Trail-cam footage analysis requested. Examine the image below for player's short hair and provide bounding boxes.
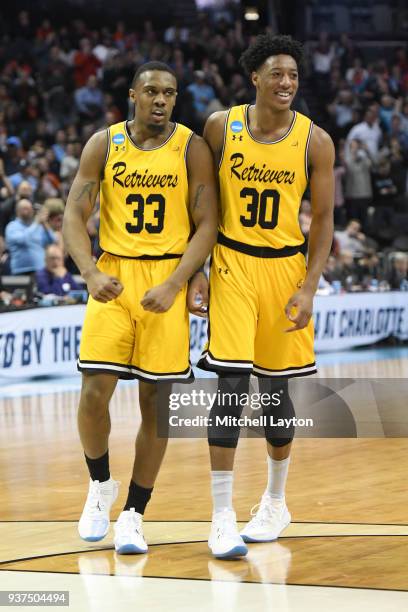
[239,34,304,74]
[131,61,177,88]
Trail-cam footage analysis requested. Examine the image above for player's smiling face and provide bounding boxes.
[130,70,178,133]
[252,54,299,110]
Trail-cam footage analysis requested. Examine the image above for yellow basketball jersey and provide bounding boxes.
[99,121,193,258]
[218,105,313,251]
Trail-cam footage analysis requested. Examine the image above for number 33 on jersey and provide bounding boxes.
[99,121,193,257]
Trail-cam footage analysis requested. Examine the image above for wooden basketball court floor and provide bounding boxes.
[1,347,408,611]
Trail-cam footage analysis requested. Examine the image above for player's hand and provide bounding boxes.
[141,280,179,313]
[284,288,314,332]
[187,271,208,318]
[85,269,123,303]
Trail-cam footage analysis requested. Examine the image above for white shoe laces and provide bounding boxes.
[250,496,283,527]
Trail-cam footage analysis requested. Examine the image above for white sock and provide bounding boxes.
[211,470,233,513]
[266,456,290,499]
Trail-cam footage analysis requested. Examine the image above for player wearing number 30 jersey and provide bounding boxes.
[192,35,334,560]
[197,101,316,376]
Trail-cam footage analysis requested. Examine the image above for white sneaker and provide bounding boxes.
[208,508,248,559]
[78,478,119,542]
[240,493,291,543]
[114,508,148,555]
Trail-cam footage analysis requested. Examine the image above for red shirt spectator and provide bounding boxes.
[73,39,101,88]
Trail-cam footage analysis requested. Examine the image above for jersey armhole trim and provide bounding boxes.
[184,130,195,170]
[100,127,110,181]
[218,109,231,170]
[305,121,313,181]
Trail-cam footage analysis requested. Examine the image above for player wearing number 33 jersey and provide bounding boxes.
[78,120,195,381]
[198,103,317,377]
[71,58,220,384]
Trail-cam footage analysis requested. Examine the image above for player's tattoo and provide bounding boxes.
[74,181,96,205]
[193,184,206,209]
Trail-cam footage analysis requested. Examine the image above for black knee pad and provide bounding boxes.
[258,378,295,446]
[208,374,250,448]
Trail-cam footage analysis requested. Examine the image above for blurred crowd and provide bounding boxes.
[0,11,407,307]
[305,31,408,293]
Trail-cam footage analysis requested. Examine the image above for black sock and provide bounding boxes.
[85,450,110,483]
[124,480,153,514]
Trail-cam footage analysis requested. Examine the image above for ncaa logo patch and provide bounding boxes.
[230,120,243,133]
[112,133,125,145]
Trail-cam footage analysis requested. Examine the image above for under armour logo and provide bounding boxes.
[232,135,243,141]
[291,141,299,147]
[172,146,180,151]
[218,267,229,274]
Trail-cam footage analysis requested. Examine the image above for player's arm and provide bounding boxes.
[203,110,228,170]
[186,112,226,317]
[141,134,218,313]
[285,126,335,331]
[63,131,123,303]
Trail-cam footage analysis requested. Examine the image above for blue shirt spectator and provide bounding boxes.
[187,71,216,115]
[36,244,79,295]
[8,160,38,191]
[5,200,56,274]
[74,75,105,120]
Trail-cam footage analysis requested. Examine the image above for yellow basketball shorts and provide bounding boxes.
[78,253,192,382]
[197,244,316,378]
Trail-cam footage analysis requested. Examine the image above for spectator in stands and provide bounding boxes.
[379,94,397,134]
[399,100,408,133]
[60,142,80,181]
[312,32,335,77]
[386,252,408,289]
[15,180,34,202]
[73,38,101,88]
[0,235,10,275]
[327,89,355,139]
[0,158,15,234]
[372,159,399,206]
[347,106,382,160]
[322,254,338,284]
[382,138,408,201]
[52,130,67,163]
[187,70,216,127]
[3,137,23,175]
[345,57,368,93]
[332,249,362,290]
[74,75,105,122]
[5,199,56,274]
[8,159,38,191]
[344,139,372,225]
[388,114,408,157]
[335,219,367,258]
[43,198,65,251]
[35,244,78,296]
[357,248,381,288]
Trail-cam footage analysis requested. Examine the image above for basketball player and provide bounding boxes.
[63,62,217,554]
[195,35,334,558]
